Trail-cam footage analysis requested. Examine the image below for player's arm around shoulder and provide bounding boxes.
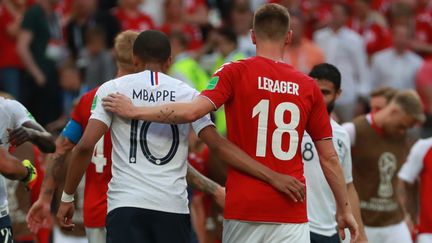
[102,92,214,124]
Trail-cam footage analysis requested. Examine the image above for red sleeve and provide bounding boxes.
[70,95,87,125]
[200,63,235,110]
[306,84,332,141]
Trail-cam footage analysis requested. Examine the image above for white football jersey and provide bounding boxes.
[0,97,33,213]
[302,119,353,236]
[90,70,213,214]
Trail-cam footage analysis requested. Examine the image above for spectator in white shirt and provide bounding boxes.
[370,24,423,91]
[314,3,369,122]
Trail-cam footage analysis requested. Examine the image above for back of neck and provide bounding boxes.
[255,42,284,62]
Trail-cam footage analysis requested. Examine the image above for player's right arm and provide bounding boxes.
[57,84,112,231]
[397,140,425,233]
[57,119,107,231]
[103,93,214,124]
[198,126,305,202]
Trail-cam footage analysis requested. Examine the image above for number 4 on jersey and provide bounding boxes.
[92,136,107,173]
[252,99,300,161]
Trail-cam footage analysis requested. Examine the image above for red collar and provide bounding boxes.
[370,112,385,137]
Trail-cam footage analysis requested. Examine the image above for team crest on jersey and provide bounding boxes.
[91,95,97,111]
[207,76,219,90]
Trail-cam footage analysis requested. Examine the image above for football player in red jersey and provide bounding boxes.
[103,4,358,243]
[27,30,225,243]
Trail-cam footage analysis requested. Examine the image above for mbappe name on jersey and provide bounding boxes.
[257,76,299,95]
[132,89,176,102]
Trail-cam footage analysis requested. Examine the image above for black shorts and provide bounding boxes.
[0,215,12,243]
[310,231,340,243]
[106,207,191,243]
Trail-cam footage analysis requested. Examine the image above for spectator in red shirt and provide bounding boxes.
[160,0,204,50]
[0,0,26,100]
[112,0,155,31]
[412,0,432,59]
[350,0,391,57]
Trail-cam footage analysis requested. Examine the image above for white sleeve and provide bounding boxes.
[341,134,353,184]
[6,100,33,128]
[342,122,356,146]
[398,140,427,184]
[189,90,214,134]
[89,83,113,127]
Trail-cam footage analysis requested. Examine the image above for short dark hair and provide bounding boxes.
[253,3,290,41]
[133,30,171,64]
[309,63,341,90]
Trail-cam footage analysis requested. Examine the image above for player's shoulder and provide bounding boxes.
[331,120,350,143]
[412,138,432,154]
[2,98,25,111]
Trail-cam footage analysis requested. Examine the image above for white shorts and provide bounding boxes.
[417,233,432,243]
[222,220,310,243]
[365,221,413,243]
[85,227,106,243]
[53,226,87,243]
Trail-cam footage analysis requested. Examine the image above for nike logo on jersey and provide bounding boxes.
[132,89,176,103]
[257,76,299,96]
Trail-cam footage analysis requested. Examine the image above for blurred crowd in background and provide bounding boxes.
[2,0,432,134]
[2,0,432,242]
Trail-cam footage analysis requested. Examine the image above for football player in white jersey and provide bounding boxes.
[301,64,368,243]
[0,96,55,242]
[56,30,304,243]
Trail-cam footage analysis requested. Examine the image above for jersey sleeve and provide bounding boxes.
[306,84,332,141]
[89,83,113,127]
[342,122,356,146]
[398,140,427,184]
[7,100,34,128]
[341,134,353,184]
[190,90,215,134]
[200,63,235,110]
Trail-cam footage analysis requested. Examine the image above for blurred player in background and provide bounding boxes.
[302,63,367,243]
[398,138,432,243]
[343,90,425,243]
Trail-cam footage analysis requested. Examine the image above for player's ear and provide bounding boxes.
[163,56,173,73]
[285,30,292,45]
[132,55,140,68]
[250,29,256,45]
[335,89,342,99]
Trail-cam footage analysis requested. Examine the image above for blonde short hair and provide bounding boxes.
[114,30,139,73]
[391,90,425,123]
[253,3,290,41]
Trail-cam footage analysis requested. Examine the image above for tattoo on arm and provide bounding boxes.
[43,136,74,188]
[159,108,177,124]
[186,164,218,195]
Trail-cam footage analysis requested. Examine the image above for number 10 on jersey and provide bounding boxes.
[252,100,300,161]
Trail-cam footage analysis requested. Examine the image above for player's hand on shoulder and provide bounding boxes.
[8,126,34,146]
[337,211,359,243]
[56,201,76,231]
[102,93,137,119]
[269,172,305,203]
[27,197,53,233]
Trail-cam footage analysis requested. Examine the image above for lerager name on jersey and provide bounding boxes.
[132,89,176,102]
[257,76,299,95]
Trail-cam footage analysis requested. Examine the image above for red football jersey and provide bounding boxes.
[201,56,332,223]
[419,148,432,233]
[111,8,155,31]
[71,88,112,227]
